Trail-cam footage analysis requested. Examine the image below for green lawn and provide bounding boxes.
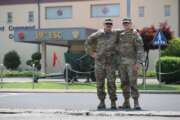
[1,82,180,91]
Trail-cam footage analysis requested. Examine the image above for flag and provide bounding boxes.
[52,51,58,67]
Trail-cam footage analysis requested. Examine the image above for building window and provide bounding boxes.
[7,12,13,23]
[164,5,171,16]
[91,4,120,17]
[138,6,144,17]
[28,11,34,22]
[127,0,131,17]
[46,6,72,19]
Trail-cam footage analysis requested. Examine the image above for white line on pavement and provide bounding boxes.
[0,93,24,98]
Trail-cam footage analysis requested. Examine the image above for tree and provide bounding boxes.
[26,52,41,70]
[139,21,173,71]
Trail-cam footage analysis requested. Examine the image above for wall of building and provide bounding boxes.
[0,4,38,70]
[131,0,179,69]
[0,0,179,72]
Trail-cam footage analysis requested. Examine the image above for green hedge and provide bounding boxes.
[161,38,180,57]
[156,56,180,84]
[139,70,156,77]
[1,71,44,77]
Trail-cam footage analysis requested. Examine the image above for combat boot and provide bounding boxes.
[119,99,131,110]
[97,100,106,110]
[110,100,117,110]
[134,98,141,110]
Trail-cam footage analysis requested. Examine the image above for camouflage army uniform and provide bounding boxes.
[85,30,117,103]
[116,30,144,107]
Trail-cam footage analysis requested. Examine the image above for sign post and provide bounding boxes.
[32,64,35,89]
[0,64,4,88]
[65,63,69,89]
[142,62,146,89]
[153,30,167,87]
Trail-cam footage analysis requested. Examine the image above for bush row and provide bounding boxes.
[156,56,180,84]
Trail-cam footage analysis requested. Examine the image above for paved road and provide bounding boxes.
[0,114,180,120]
[0,93,180,111]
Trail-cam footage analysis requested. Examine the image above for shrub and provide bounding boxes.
[3,70,44,77]
[161,38,180,57]
[3,50,21,70]
[156,56,180,84]
[26,52,41,70]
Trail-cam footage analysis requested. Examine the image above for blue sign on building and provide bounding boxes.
[14,27,96,46]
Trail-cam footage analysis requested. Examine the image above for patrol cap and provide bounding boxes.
[122,18,132,23]
[104,18,113,24]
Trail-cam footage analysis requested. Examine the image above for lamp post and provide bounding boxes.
[37,0,47,73]
[37,0,41,52]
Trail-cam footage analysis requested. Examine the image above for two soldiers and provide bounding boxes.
[85,18,144,110]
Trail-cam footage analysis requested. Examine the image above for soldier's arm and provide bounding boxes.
[134,34,145,64]
[113,29,124,44]
[84,31,101,55]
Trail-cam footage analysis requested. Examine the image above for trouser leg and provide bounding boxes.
[119,64,131,108]
[95,62,106,101]
[106,64,117,101]
[127,65,139,99]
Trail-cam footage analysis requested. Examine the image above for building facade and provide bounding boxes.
[0,0,179,73]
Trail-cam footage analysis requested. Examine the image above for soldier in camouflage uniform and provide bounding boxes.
[85,18,117,110]
[116,18,144,110]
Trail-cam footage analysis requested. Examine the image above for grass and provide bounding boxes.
[2,70,157,78]
[2,70,44,77]
[1,82,180,91]
[1,82,96,89]
[138,84,180,91]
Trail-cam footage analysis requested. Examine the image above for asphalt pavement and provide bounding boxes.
[0,93,180,111]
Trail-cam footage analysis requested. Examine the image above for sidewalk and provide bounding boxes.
[1,77,159,84]
[0,108,180,117]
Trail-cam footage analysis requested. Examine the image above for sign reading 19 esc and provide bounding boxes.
[35,32,62,41]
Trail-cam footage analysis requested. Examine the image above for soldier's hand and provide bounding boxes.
[133,64,140,73]
[91,52,97,59]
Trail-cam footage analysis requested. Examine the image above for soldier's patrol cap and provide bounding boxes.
[122,18,132,23]
[104,18,113,24]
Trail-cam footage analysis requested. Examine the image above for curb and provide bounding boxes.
[0,109,180,117]
[0,89,180,94]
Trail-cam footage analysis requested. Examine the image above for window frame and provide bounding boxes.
[138,6,145,17]
[90,3,120,18]
[45,6,73,20]
[164,5,171,17]
[28,11,34,22]
[7,12,13,23]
